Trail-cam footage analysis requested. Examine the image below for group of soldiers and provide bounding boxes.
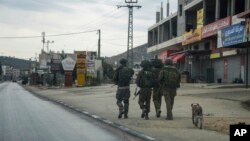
[113,58,181,120]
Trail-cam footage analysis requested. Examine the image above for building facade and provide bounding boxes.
[148,0,250,83]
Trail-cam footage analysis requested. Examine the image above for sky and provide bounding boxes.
[0,0,177,60]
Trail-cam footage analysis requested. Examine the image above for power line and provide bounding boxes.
[0,29,98,39]
[117,0,141,67]
[76,8,125,30]
[80,10,127,31]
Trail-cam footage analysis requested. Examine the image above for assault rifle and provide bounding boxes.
[133,87,140,100]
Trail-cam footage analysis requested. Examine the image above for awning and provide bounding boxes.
[169,53,185,63]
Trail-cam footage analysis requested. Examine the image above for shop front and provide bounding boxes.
[215,23,247,83]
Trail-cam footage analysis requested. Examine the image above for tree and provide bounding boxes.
[102,61,114,80]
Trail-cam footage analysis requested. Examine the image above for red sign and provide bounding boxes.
[202,17,231,38]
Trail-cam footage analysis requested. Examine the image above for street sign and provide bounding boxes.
[61,57,76,71]
[75,51,87,86]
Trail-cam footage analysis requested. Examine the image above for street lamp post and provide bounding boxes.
[46,40,54,52]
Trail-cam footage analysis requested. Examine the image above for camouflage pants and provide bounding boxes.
[153,86,162,114]
[116,87,130,115]
[162,88,176,119]
[138,88,152,113]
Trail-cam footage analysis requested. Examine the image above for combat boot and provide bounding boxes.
[124,114,128,119]
[145,112,149,120]
[156,110,161,118]
[118,111,124,119]
[166,113,173,120]
[141,109,146,118]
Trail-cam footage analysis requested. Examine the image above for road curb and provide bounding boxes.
[22,85,159,141]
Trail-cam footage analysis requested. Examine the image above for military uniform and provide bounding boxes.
[151,59,164,117]
[136,60,153,120]
[159,59,180,120]
[113,59,134,119]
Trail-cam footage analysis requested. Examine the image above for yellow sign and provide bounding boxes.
[77,73,85,87]
[182,28,202,46]
[210,53,221,59]
[197,9,203,28]
[76,51,86,87]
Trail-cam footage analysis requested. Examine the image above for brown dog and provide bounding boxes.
[191,103,203,129]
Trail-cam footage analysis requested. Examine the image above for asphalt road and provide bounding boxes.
[0,82,134,141]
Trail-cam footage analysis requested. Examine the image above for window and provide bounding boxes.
[179,5,182,16]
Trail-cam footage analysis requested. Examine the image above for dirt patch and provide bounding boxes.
[204,117,250,134]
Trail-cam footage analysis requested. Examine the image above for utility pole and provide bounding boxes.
[46,40,54,52]
[117,0,141,68]
[41,32,45,51]
[98,29,101,59]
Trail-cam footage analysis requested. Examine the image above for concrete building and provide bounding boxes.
[147,0,250,83]
[1,65,13,80]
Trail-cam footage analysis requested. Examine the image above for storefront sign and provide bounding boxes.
[222,50,237,57]
[51,59,61,72]
[202,17,231,38]
[197,9,203,28]
[182,28,202,46]
[61,57,76,71]
[210,53,221,59]
[217,23,246,48]
[75,51,87,86]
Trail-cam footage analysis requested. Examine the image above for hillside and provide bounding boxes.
[0,56,33,70]
[105,43,153,66]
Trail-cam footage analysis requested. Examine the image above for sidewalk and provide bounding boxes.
[25,84,250,141]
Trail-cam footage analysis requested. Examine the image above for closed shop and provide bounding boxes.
[227,56,241,83]
[213,58,224,83]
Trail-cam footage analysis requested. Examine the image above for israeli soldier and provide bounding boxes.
[159,59,180,120]
[151,59,164,118]
[136,60,153,120]
[113,58,134,119]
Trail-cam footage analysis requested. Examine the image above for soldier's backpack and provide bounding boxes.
[116,66,133,86]
[152,68,161,87]
[139,70,153,88]
[162,67,180,88]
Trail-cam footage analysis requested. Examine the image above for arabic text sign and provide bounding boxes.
[219,23,245,47]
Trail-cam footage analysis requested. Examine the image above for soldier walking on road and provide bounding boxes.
[113,58,134,119]
[151,59,164,118]
[159,59,180,120]
[136,60,153,120]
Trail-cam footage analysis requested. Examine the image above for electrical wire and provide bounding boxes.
[0,29,98,39]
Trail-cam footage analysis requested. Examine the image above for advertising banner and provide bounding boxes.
[51,59,61,72]
[61,57,76,71]
[75,51,86,86]
[217,23,246,48]
[202,17,231,38]
[197,9,203,29]
[182,28,202,46]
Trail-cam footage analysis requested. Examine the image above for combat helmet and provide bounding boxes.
[151,59,163,68]
[119,58,127,65]
[164,58,174,66]
[140,60,152,70]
